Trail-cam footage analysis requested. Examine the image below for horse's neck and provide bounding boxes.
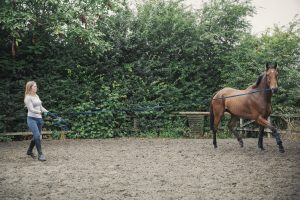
[257,75,272,102]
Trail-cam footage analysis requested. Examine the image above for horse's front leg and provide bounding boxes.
[256,116,284,153]
[271,128,285,153]
[258,126,265,150]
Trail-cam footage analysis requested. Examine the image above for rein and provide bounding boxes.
[44,105,163,131]
[45,88,272,131]
[59,105,163,116]
[211,88,272,101]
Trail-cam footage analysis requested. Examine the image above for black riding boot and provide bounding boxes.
[26,139,36,158]
[35,137,46,161]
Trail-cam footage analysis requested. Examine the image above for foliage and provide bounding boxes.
[0,135,12,142]
[138,116,190,138]
[0,0,299,138]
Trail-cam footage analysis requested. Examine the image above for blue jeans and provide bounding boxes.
[27,117,44,155]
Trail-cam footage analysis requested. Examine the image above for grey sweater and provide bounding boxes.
[24,95,48,118]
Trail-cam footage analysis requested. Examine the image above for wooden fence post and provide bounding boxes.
[267,117,271,138]
[239,118,243,136]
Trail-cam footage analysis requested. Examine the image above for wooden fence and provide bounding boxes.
[1,112,299,139]
[175,112,300,138]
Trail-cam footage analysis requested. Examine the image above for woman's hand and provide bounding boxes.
[42,112,49,117]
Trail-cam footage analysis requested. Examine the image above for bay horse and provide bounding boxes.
[210,62,284,153]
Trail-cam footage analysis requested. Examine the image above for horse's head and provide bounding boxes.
[265,62,278,93]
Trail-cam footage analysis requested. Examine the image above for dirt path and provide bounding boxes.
[0,138,299,200]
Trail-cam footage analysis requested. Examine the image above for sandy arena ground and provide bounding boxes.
[0,138,299,200]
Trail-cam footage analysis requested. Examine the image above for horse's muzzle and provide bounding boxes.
[271,88,278,93]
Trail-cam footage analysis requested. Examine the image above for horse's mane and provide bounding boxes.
[248,73,265,89]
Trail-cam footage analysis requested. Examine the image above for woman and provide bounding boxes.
[24,81,48,161]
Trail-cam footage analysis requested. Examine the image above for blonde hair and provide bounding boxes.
[24,81,36,98]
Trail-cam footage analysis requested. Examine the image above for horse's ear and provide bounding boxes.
[274,62,277,69]
[266,62,270,70]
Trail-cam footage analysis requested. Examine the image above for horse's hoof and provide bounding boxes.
[258,145,265,150]
[279,146,285,153]
[239,140,244,148]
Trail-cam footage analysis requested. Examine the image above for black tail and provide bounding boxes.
[210,103,214,131]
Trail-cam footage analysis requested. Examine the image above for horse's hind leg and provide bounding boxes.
[213,129,217,148]
[212,109,224,148]
[228,115,243,147]
[258,126,265,150]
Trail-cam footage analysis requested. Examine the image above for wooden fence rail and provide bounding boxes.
[0,131,68,140]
